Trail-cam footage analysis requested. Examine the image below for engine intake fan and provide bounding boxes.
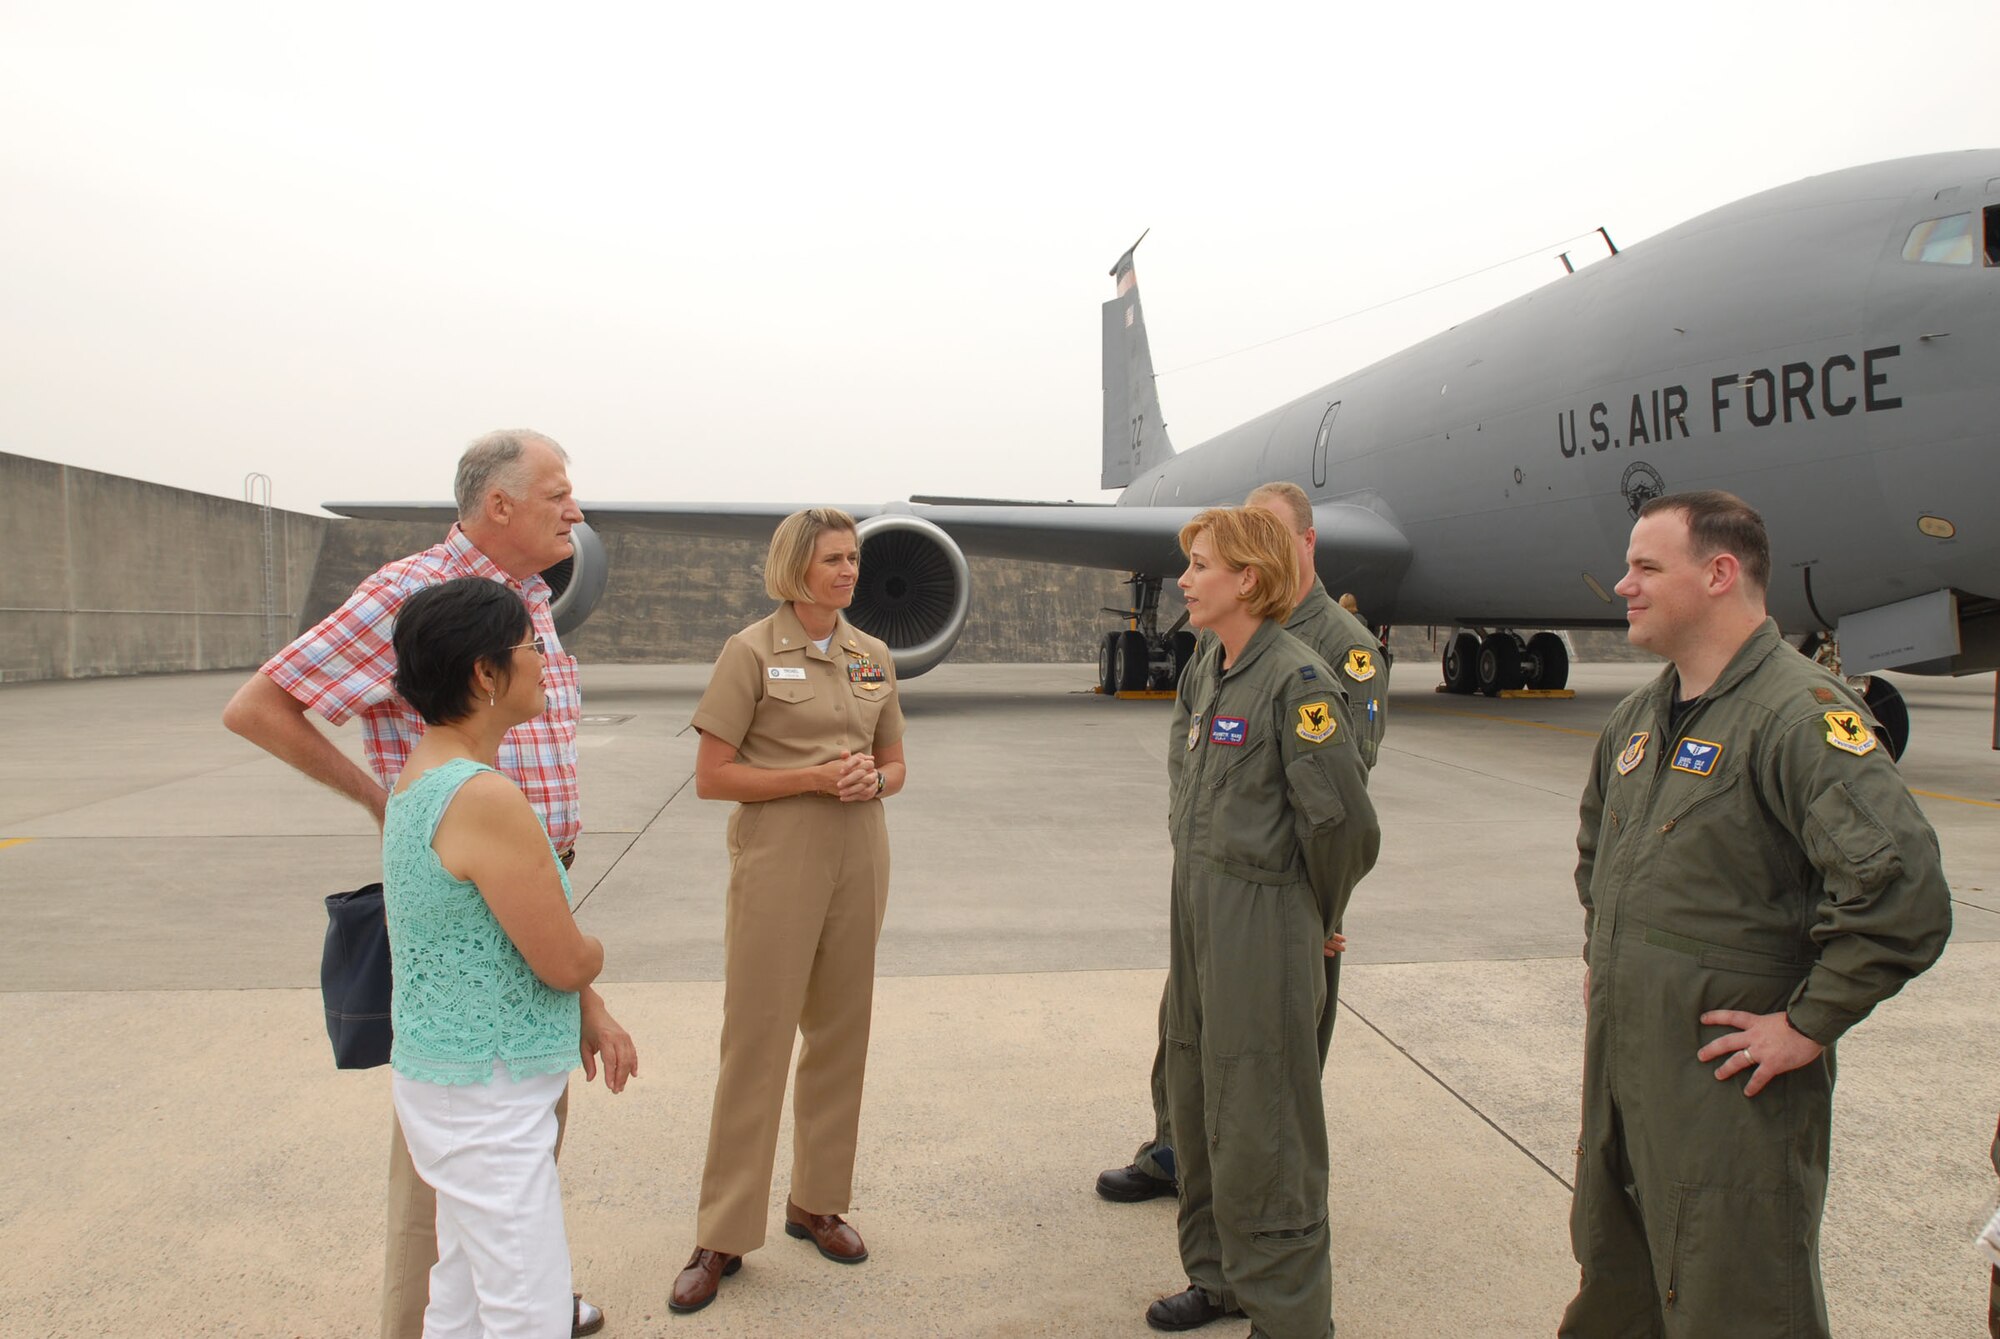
[851,513,971,678]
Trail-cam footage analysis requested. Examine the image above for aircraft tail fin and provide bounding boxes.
[1101,232,1174,490]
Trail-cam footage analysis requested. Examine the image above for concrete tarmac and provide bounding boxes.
[2,661,1997,1338]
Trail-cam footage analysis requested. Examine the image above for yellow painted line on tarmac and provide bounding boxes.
[1910,788,2000,811]
[1405,703,1601,738]
[0,838,29,852]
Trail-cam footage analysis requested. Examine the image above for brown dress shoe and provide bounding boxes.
[668,1246,741,1314]
[784,1199,869,1263]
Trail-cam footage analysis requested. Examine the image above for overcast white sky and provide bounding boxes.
[4,2,1996,516]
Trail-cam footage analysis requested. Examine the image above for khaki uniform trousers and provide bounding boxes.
[382,1086,570,1339]
[696,794,891,1255]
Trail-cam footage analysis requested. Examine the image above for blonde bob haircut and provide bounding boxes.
[1178,506,1299,623]
[765,507,860,602]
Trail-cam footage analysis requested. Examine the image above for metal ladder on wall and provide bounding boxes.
[243,473,279,658]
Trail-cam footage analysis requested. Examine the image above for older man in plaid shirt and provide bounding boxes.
[224,428,631,1339]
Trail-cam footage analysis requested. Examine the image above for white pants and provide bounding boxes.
[391,1069,572,1339]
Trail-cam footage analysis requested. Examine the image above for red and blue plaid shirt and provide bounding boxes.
[262,525,583,849]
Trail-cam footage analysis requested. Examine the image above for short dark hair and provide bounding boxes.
[1639,489,1770,591]
[392,577,532,725]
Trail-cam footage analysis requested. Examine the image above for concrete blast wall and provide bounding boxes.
[0,453,326,683]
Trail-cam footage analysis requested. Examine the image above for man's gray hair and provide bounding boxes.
[454,430,568,521]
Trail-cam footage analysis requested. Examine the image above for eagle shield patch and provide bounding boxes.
[1295,701,1337,744]
[1343,648,1377,682]
[1823,710,1877,756]
[1616,731,1648,776]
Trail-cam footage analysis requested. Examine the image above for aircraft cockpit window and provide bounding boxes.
[1901,213,1975,265]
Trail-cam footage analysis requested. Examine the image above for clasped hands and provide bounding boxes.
[818,749,880,802]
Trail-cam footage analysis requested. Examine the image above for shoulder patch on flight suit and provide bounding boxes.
[1616,730,1649,776]
[1342,648,1377,682]
[1295,701,1337,743]
[1823,710,1878,756]
[1187,715,1202,751]
[1670,737,1723,775]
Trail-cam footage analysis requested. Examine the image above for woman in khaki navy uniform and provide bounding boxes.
[1153,506,1379,1339]
[669,508,906,1315]
[1562,493,1949,1339]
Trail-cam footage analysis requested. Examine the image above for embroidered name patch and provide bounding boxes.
[1343,648,1377,682]
[1670,737,1723,776]
[1616,730,1649,776]
[1209,716,1248,746]
[768,666,807,680]
[1295,701,1337,744]
[1823,710,1878,756]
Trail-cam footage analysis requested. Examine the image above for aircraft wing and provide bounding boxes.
[325,497,1410,580]
[327,499,1203,574]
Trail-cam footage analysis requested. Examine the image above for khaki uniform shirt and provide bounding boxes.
[1577,619,1950,1044]
[691,604,905,767]
[1287,578,1388,769]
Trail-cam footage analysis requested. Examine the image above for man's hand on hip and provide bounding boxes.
[1697,1009,1825,1097]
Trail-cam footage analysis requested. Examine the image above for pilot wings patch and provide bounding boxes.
[1295,701,1338,744]
[1670,737,1723,776]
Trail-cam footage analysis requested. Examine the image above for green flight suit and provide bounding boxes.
[1561,620,1951,1339]
[1165,619,1381,1339]
[1132,582,1390,1186]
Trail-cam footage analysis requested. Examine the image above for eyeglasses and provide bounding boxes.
[510,635,547,656]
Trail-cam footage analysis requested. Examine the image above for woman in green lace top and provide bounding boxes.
[385,577,607,1338]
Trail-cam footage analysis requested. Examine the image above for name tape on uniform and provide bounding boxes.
[1670,737,1723,775]
[768,666,808,680]
[1209,716,1247,746]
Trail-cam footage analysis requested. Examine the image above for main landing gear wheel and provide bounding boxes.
[1525,631,1570,691]
[1097,632,1120,696]
[1860,676,1910,763]
[1443,631,1481,693]
[1476,632,1526,696]
[1113,630,1150,692]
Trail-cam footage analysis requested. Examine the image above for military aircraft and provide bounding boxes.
[332,150,2000,755]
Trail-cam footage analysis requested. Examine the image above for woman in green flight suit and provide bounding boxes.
[1157,505,1381,1339]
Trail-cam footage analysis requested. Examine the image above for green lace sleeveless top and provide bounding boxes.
[384,756,580,1085]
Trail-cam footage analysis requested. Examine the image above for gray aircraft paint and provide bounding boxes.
[331,151,2000,678]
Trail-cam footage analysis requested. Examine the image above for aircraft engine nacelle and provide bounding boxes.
[540,520,610,636]
[852,513,971,678]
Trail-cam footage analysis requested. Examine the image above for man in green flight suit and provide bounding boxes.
[1562,491,1952,1338]
[1152,506,1380,1339]
[1101,483,1391,1332]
